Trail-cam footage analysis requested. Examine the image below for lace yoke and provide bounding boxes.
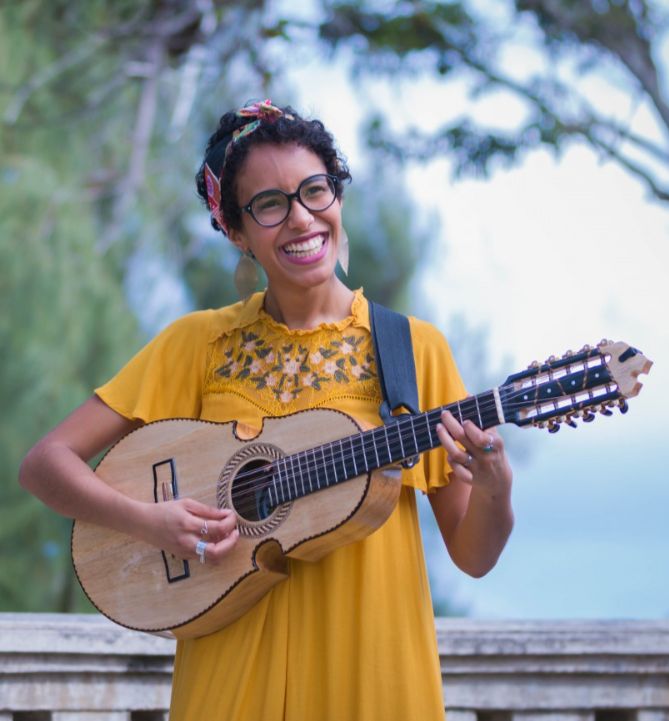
[204,291,382,418]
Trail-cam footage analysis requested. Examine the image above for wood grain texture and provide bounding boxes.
[71,409,402,639]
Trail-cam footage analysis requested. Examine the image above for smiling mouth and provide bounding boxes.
[281,233,326,258]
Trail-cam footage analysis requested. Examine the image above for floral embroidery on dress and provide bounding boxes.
[215,330,376,406]
[207,312,380,416]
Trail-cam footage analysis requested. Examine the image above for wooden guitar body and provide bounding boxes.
[71,409,402,639]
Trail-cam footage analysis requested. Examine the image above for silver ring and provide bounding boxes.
[482,435,495,453]
[464,453,473,468]
[200,520,209,537]
[195,540,208,564]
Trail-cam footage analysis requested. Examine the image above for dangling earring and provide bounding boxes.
[234,250,259,300]
[337,228,350,276]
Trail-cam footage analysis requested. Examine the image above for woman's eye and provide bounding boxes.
[255,194,283,211]
[303,181,327,197]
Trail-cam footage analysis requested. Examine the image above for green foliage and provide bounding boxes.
[317,0,669,203]
[0,154,140,612]
[0,1,430,613]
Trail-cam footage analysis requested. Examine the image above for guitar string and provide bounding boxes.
[225,375,617,502]
[224,381,618,505]
[226,368,614,497]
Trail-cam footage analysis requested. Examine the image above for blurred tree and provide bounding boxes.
[315,0,669,205]
[0,155,140,611]
[0,0,432,611]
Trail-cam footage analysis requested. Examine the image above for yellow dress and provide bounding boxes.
[96,289,466,721]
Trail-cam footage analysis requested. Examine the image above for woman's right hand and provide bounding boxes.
[144,498,239,566]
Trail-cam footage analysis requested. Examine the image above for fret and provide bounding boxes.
[383,425,392,463]
[274,458,283,504]
[295,456,311,496]
[280,455,288,503]
[395,421,406,459]
[474,395,483,427]
[360,433,369,472]
[350,436,359,476]
[274,458,285,507]
[307,450,318,493]
[424,413,434,447]
[455,399,464,424]
[457,396,479,426]
[372,426,392,467]
[409,415,419,455]
[309,448,320,490]
[292,454,302,499]
[383,421,402,465]
[296,452,307,497]
[371,433,380,468]
[320,446,330,487]
[337,439,346,480]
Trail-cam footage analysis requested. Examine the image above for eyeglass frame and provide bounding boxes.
[240,173,340,228]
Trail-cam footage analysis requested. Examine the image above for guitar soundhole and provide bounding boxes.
[218,442,290,538]
[231,459,273,522]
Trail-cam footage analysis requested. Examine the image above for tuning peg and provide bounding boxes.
[547,420,560,433]
[546,354,557,364]
[618,399,629,414]
[579,344,592,353]
[582,410,595,423]
[563,349,574,359]
[565,416,578,428]
[600,406,613,417]
[528,360,540,370]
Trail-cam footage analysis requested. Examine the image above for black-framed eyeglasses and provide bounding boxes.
[241,174,339,227]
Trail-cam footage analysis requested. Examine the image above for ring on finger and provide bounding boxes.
[200,520,209,537]
[482,434,495,453]
[195,540,208,564]
[463,453,474,468]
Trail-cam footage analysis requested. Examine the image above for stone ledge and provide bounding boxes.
[1,614,668,717]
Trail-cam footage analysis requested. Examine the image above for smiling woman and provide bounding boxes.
[19,100,515,721]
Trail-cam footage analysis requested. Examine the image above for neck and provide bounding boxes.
[263,278,355,330]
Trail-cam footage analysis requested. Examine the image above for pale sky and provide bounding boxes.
[288,36,669,619]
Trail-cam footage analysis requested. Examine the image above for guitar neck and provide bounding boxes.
[267,389,502,508]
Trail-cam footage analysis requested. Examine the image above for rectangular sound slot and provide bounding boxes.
[153,459,190,583]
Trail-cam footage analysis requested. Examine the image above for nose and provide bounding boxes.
[286,196,314,229]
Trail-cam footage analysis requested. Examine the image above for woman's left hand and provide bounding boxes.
[436,410,512,500]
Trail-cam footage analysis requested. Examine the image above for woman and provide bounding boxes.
[20,100,513,720]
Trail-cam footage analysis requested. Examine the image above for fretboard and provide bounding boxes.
[266,389,502,508]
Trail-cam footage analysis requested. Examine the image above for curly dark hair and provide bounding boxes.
[195,104,352,235]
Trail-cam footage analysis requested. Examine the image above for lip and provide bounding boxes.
[280,232,329,266]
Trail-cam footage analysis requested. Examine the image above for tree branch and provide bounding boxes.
[97,40,165,254]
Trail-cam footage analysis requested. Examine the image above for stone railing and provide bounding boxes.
[1,614,668,720]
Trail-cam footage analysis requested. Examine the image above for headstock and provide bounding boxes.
[501,340,652,432]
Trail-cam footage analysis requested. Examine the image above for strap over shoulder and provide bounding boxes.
[368,300,420,424]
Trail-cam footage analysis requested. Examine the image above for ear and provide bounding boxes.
[227,226,247,254]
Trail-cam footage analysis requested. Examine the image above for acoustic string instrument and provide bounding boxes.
[72,340,651,639]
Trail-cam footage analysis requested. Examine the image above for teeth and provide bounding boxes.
[283,234,325,256]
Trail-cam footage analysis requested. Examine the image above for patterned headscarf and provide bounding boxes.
[204,100,293,230]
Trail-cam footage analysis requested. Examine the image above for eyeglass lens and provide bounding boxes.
[249,175,336,227]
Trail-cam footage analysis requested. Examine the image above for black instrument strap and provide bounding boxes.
[368,300,420,425]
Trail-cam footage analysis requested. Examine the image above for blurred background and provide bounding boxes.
[1,0,667,619]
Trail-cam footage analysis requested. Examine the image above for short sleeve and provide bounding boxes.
[401,317,468,493]
[95,310,214,423]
